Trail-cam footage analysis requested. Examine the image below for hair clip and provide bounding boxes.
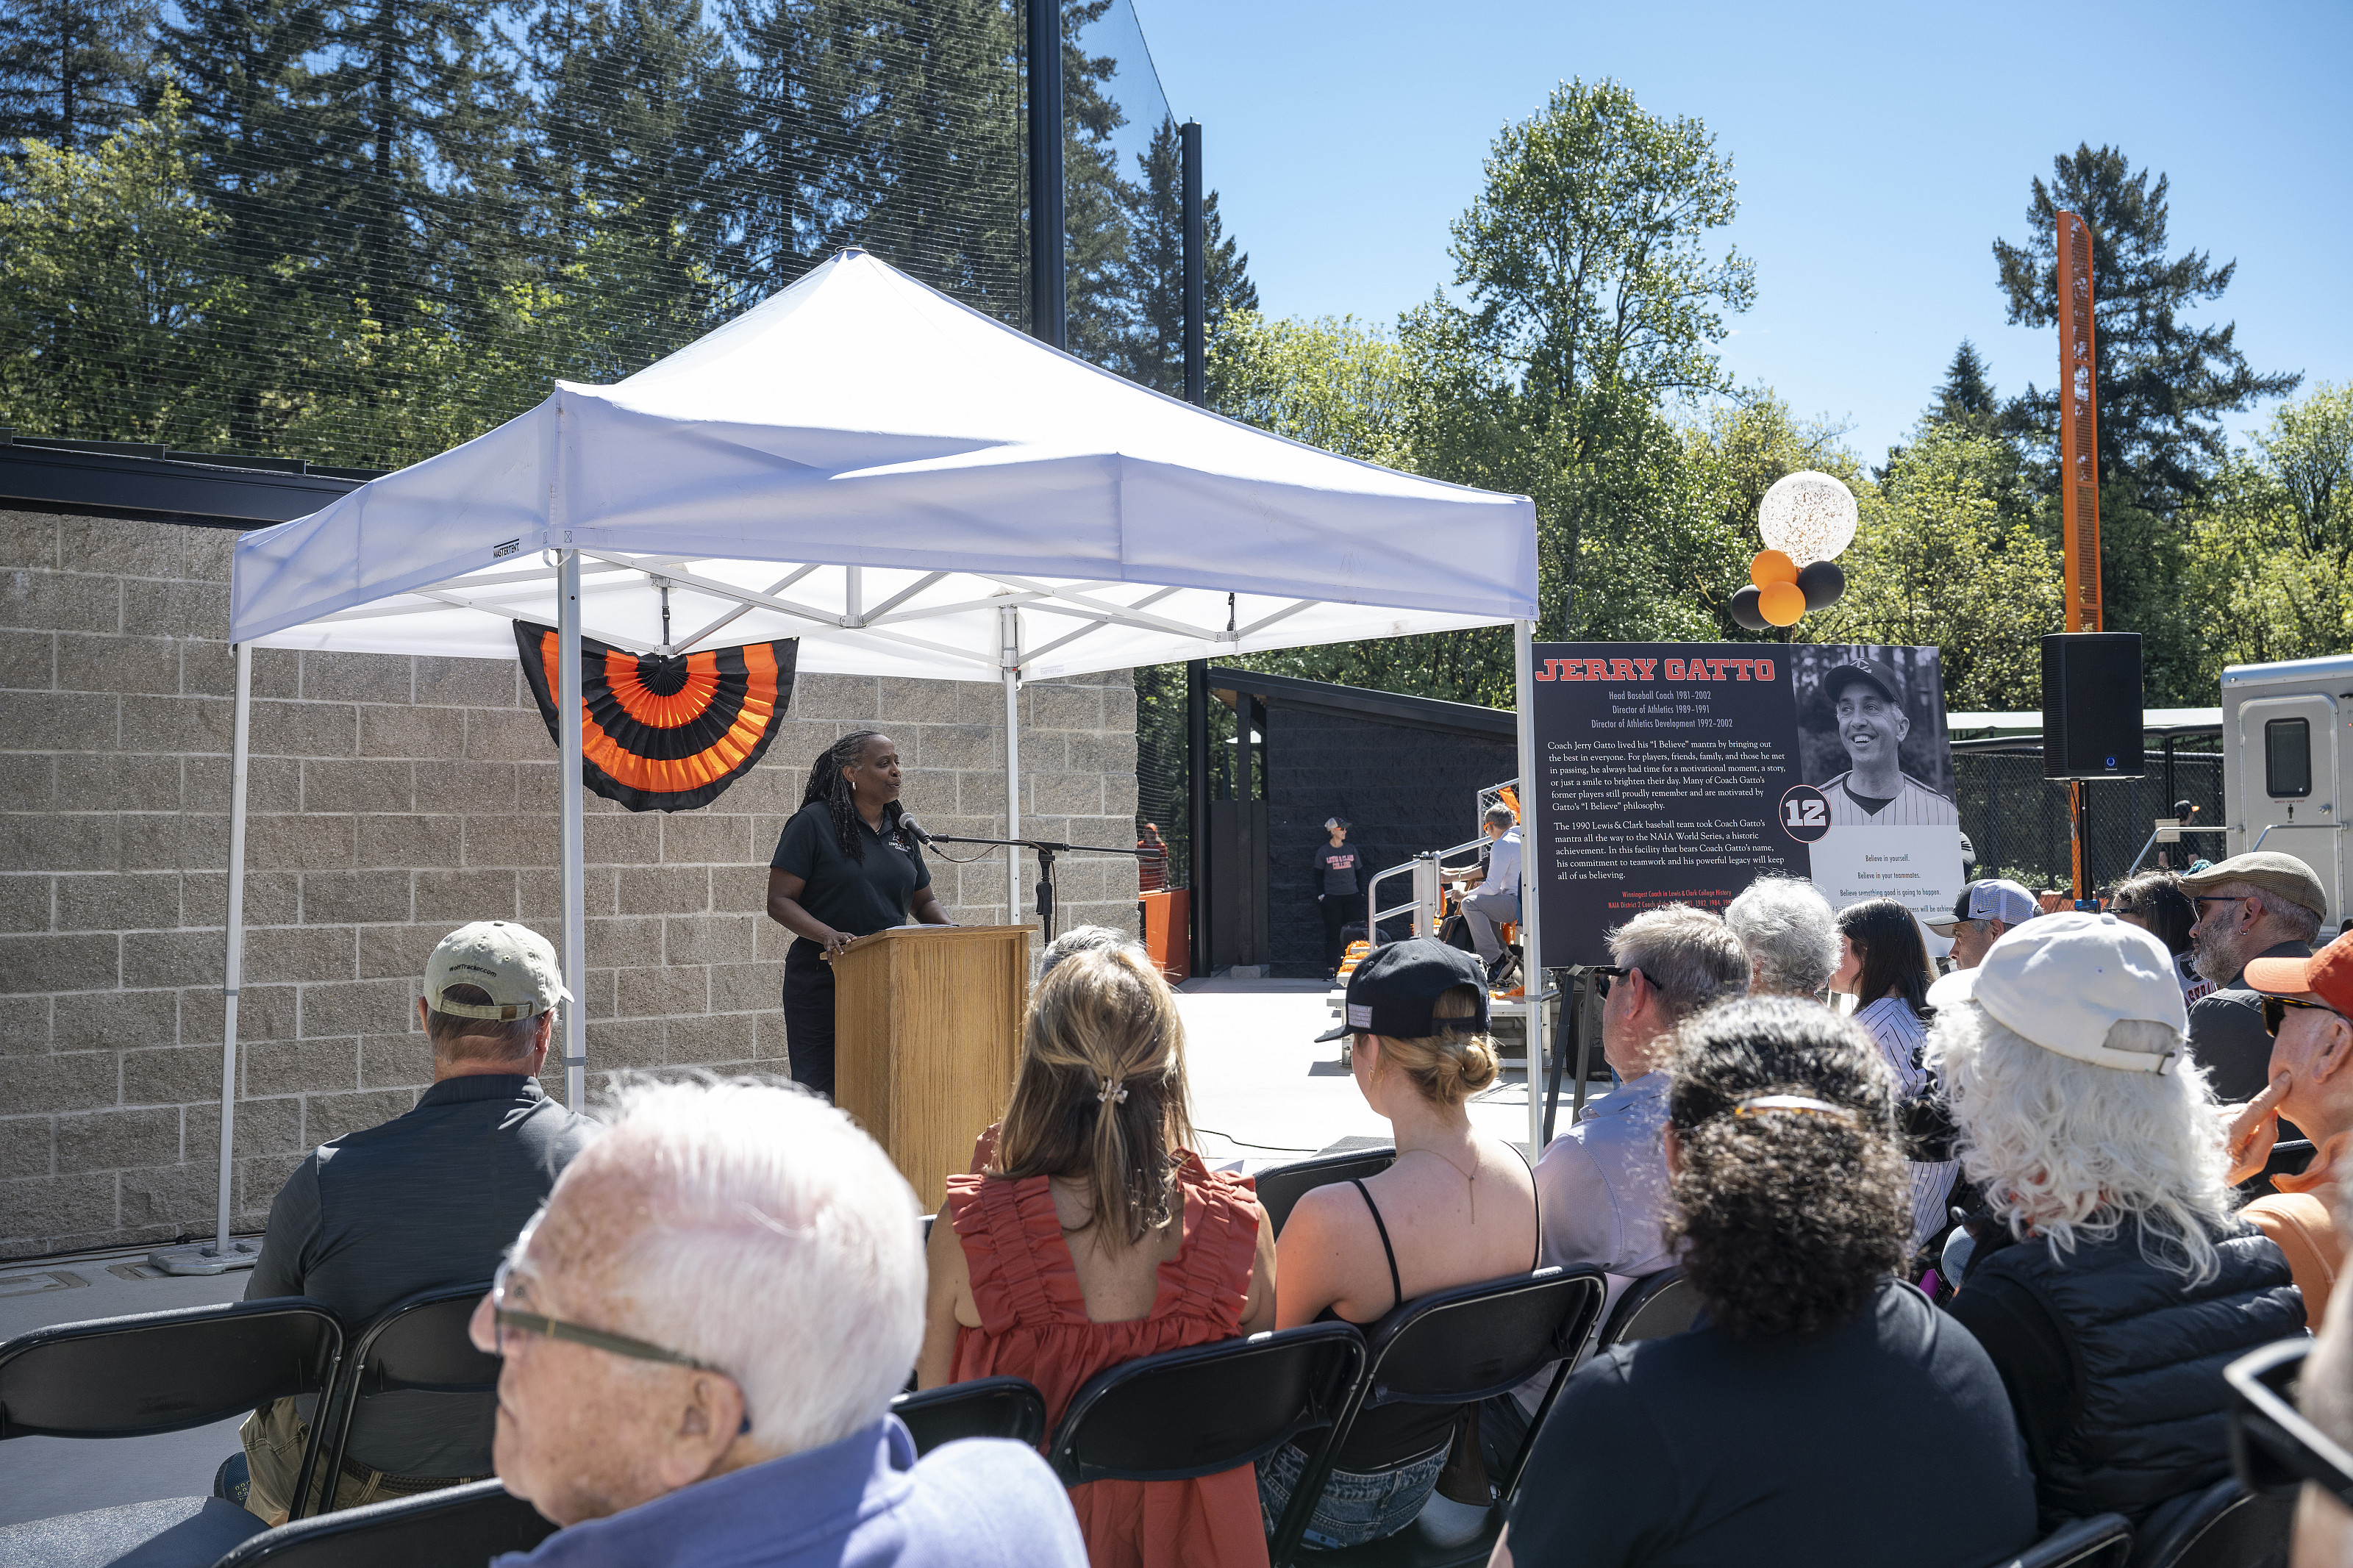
[1732,1094,1856,1123]
[1098,1078,1127,1106]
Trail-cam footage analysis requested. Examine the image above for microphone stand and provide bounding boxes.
[918,834,1148,942]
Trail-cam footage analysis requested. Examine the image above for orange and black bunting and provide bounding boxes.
[515,622,799,813]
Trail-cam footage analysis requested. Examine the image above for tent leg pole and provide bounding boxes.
[1001,606,1022,933]
[558,551,588,1113]
[1513,619,1546,1156]
[216,642,252,1254]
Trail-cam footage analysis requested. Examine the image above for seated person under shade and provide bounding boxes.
[240,920,596,1522]
[1496,998,2038,1568]
[478,1079,1087,1568]
[918,945,1277,1568]
[1265,940,1538,1550]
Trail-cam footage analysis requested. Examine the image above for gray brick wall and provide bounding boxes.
[0,509,1138,1258]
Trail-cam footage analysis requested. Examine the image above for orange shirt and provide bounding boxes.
[2242,1131,2347,1327]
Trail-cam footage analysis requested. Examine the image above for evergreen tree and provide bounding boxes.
[0,0,155,163]
[1931,340,1999,431]
[1118,116,1257,395]
[1992,144,2299,520]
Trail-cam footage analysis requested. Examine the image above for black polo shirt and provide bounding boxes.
[770,799,932,937]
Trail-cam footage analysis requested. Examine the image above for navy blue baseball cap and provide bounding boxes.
[1315,939,1490,1042]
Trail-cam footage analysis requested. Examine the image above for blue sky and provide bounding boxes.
[1130,0,2351,467]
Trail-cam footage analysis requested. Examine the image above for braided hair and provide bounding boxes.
[801,731,897,861]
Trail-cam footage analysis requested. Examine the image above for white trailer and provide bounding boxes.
[2221,654,2353,926]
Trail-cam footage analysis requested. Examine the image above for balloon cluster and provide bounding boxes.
[1732,470,1857,630]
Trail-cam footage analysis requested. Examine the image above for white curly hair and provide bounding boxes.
[1723,876,1841,997]
[1927,1000,2235,1285]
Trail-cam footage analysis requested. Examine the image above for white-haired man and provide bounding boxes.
[475,1080,1085,1568]
[2181,852,2327,1102]
[1722,876,1840,997]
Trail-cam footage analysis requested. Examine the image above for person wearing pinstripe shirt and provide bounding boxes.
[1815,662,1959,828]
[1832,898,1959,1259]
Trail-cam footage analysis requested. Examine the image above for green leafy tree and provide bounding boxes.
[0,0,155,162]
[2185,384,2353,679]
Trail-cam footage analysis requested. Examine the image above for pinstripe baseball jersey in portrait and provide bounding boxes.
[1820,770,1960,828]
[1854,996,1959,1255]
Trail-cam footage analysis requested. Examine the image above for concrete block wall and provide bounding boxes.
[0,509,1137,1258]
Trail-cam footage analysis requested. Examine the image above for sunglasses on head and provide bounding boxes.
[2263,994,2348,1037]
[2227,1338,2353,1508]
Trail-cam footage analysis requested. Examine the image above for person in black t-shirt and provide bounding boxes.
[1498,997,2035,1568]
[765,731,952,1097]
[1310,817,1360,979]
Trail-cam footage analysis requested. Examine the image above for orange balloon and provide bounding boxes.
[1758,580,1805,626]
[1749,549,1799,589]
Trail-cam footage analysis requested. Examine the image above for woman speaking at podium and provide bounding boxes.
[766,731,952,1098]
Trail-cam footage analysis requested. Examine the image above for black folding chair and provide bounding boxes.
[2238,1139,2316,1200]
[2130,1478,2292,1568]
[893,1376,1049,1456]
[1255,1147,1396,1236]
[1593,1269,1698,1352]
[208,1478,556,1567]
[1982,1514,2132,1568]
[1271,1266,1608,1568]
[0,1297,343,1567]
[1046,1322,1364,1490]
[303,1284,499,1517]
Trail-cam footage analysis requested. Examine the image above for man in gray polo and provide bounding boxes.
[239,920,596,1522]
[2180,851,2328,1103]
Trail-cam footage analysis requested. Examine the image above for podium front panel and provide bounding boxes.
[833,926,1029,1210]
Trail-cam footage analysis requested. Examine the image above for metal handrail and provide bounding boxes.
[1365,837,1488,942]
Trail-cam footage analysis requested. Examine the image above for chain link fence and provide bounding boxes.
[1957,743,2224,896]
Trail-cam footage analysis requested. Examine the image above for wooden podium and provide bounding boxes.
[832,925,1031,1209]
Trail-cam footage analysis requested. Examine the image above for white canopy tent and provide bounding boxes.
[201,251,1547,1261]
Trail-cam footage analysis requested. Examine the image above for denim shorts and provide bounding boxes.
[1256,1439,1449,1550]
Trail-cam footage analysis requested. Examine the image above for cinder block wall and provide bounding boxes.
[0,509,1138,1259]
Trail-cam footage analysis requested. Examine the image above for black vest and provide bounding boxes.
[1970,1217,2301,1522]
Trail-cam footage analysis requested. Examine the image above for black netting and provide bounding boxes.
[1957,744,2224,895]
[1135,662,1188,889]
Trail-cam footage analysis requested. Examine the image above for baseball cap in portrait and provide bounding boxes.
[1314,939,1488,1042]
[1924,878,2039,937]
[426,920,571,1020]
[1926,911,2185,1073]
[1819,662,1899,705]
[2176,851,2328,920]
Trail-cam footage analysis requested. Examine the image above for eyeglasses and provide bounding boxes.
[2194,895,2256,914]
[475,1253,728,1373]
[2263,994,2349,1037]
[2227,1338,2353,1508]
[1590,965,1640,998]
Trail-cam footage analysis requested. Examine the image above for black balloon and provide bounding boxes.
[1796,559,1846,610]
[1729,584,1769,631]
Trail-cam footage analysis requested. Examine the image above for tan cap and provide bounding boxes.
[424,920,569,1020]
[2177,851,2328,920]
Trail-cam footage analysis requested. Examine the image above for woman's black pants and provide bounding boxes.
[1319,895,1352,974]
[782,939,836,1100]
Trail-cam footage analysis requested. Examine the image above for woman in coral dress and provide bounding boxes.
[918,945,1278,1568]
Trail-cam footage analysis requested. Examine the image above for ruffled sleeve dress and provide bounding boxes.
[945,1152,1267,1568]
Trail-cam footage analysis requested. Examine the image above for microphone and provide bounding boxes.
[896,815,935,846]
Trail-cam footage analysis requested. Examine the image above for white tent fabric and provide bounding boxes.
[185,251,1551,1267]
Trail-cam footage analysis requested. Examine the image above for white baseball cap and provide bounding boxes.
[1926,910,2185,1074]
[1924,878,2039,937]
[425,920,570,1020]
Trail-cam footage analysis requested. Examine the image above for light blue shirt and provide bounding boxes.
[1535,1072,1674,1283]
[1485,826,1523,897]
[495,1418,1087,1568]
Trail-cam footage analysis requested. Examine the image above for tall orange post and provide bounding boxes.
[2057,210,2101,901]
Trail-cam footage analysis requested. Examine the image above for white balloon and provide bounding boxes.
[1757,470,1858,565]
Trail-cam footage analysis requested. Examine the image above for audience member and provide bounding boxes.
[1495,998,2038,1568]
[1832,898,1957,1257]
[2111,869,2215,1006]
[2224,928,2353,1322]
[1271,941,1537,1549]
[476,1080,1085,1568]
[240,920,596,1522]
[1722,876,1839,998]
[1038,923,1140,978]
[918,946,1277,1568]
[1923,878,2038,971]
[2181,851,2327,1101]
[1458,804,1523,984]
[1929,912,2303,1531]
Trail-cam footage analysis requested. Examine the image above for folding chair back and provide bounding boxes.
[1269,1267,1606,1568]
[210,1478,556,1567]
[1596,1269,1698,1350]
[1987,1513,2132,1568]
[2135,1478,2292,1568]
[314,1284,499,1501]
[0,1296,341,1441]
[893,1376,1048,1455]
[1046,1322,1365,1487]
[1256,1148,1396,1236]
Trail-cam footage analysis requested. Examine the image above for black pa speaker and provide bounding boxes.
[2042,633,2146,780]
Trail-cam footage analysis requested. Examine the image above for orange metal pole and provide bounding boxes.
[2057,210,2101,903]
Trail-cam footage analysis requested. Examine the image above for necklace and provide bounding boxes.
[1398,1145,1479,1223]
